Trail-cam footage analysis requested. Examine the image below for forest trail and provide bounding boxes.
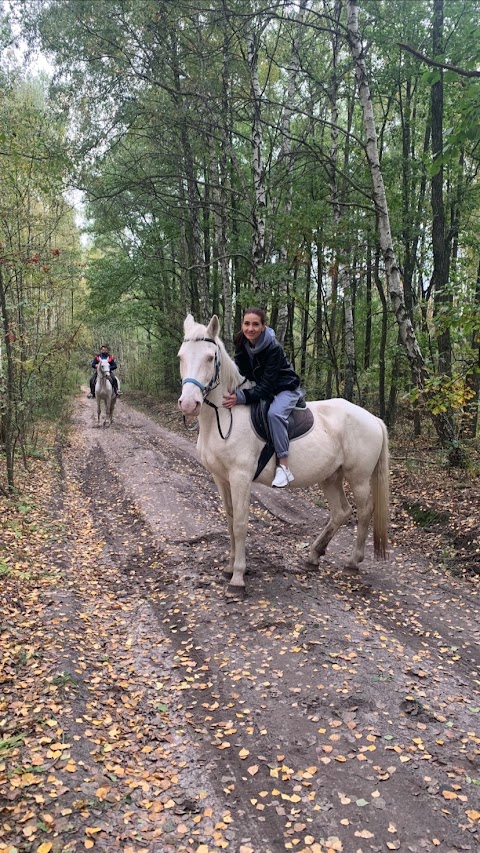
[1,394,479,853]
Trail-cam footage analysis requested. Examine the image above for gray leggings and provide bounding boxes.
[267,387,304,458]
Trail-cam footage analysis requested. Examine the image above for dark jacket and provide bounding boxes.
[235,327,300,405]
[92,354,117,371]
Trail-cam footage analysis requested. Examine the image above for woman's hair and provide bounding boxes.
[243,306,266,324]
[234,306,267,350]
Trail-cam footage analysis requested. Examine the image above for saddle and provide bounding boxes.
[250,396,314,480]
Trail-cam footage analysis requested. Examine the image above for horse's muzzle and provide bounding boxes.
[178,396,201,416]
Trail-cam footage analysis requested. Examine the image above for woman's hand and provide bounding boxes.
[223,391,237,409]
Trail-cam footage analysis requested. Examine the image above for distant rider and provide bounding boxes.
[87,344,121,398]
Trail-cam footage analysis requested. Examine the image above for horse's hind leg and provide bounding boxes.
[345,478,373,569]
[306,470,352,565]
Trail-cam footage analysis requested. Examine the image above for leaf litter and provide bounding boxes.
[0,397,479,853]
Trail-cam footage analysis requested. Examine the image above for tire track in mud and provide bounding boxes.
[66,398,480,852]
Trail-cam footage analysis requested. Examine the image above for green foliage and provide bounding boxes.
[7,0,480,448]
[410,375,477,416]
[0,73,86,488]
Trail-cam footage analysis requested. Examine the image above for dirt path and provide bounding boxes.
[2,394,479,853]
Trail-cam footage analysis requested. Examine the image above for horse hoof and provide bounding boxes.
[305,553,321,566]
[343,561,360,572]
[222,570,233,581]
[226,583,246,598]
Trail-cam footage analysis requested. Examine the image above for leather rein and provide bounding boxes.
[181,336,233,440]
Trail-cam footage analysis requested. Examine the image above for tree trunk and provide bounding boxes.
[276,0,307,343]
[463,258,480,437]
[209,138,233,350]
[346,0,460,454]
[0,268,15,489]
[430,0,452,375]
[170,29,209,320]
[343,268,355,401]
[364,243,372,371]
[248,29,266,294]
[330,0,356,402]
[374,245,388,421]
[300,245,311,380]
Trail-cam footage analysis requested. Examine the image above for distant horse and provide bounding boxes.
[95,359,116,427]
[178,314,389,594]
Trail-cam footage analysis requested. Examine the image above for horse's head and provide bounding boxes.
[178,315,221,416]
[97,359,111,376]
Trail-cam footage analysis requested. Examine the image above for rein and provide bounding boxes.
[181,336,233,440]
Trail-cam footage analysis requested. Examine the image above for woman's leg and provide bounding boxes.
[268,388,304,485]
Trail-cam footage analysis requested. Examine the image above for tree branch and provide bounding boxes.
[399,42,480,78]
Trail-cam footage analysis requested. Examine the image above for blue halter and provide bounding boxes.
[181,336,233,440]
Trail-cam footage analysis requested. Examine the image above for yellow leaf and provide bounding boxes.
[37,844,53,853]
[84,842,94,850]
[442,790,457,800]
[96,787,109,800]
[325,836,343,851]
[85,827,102,836]
[239,748,249,759]
[466,809,480,822]
[247,765,259,776]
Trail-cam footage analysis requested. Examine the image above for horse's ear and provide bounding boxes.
[206,315,220,339]
[184,314,195,334]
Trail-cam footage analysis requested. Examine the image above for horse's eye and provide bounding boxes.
[206,354,214,362]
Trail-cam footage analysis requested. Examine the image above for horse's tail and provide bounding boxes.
[371,420,389,559]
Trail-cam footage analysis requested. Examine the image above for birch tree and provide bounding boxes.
[346,0,459,452]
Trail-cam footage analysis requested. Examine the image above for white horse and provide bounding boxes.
[95,359,116,427]
[178,314,389,594]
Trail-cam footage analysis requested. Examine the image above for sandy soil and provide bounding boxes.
[7,391,478,853]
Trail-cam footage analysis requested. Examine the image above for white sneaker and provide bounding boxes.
[272,465,294,488]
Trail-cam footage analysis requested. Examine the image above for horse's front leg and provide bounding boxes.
[104,396,111,427]
[97,397,101,426]
[225,474,252,594]
[212,476,235,580]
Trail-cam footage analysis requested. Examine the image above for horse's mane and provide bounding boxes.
[183,315,245,390]
[217,336,245,390]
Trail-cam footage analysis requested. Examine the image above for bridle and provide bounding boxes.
[97,362,113,390]
[181,336,233,440]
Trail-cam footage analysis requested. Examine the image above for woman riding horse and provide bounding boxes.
[223,307,303,488]
[178,314,389,595]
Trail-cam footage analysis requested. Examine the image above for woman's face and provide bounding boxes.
[242,312,265,346]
